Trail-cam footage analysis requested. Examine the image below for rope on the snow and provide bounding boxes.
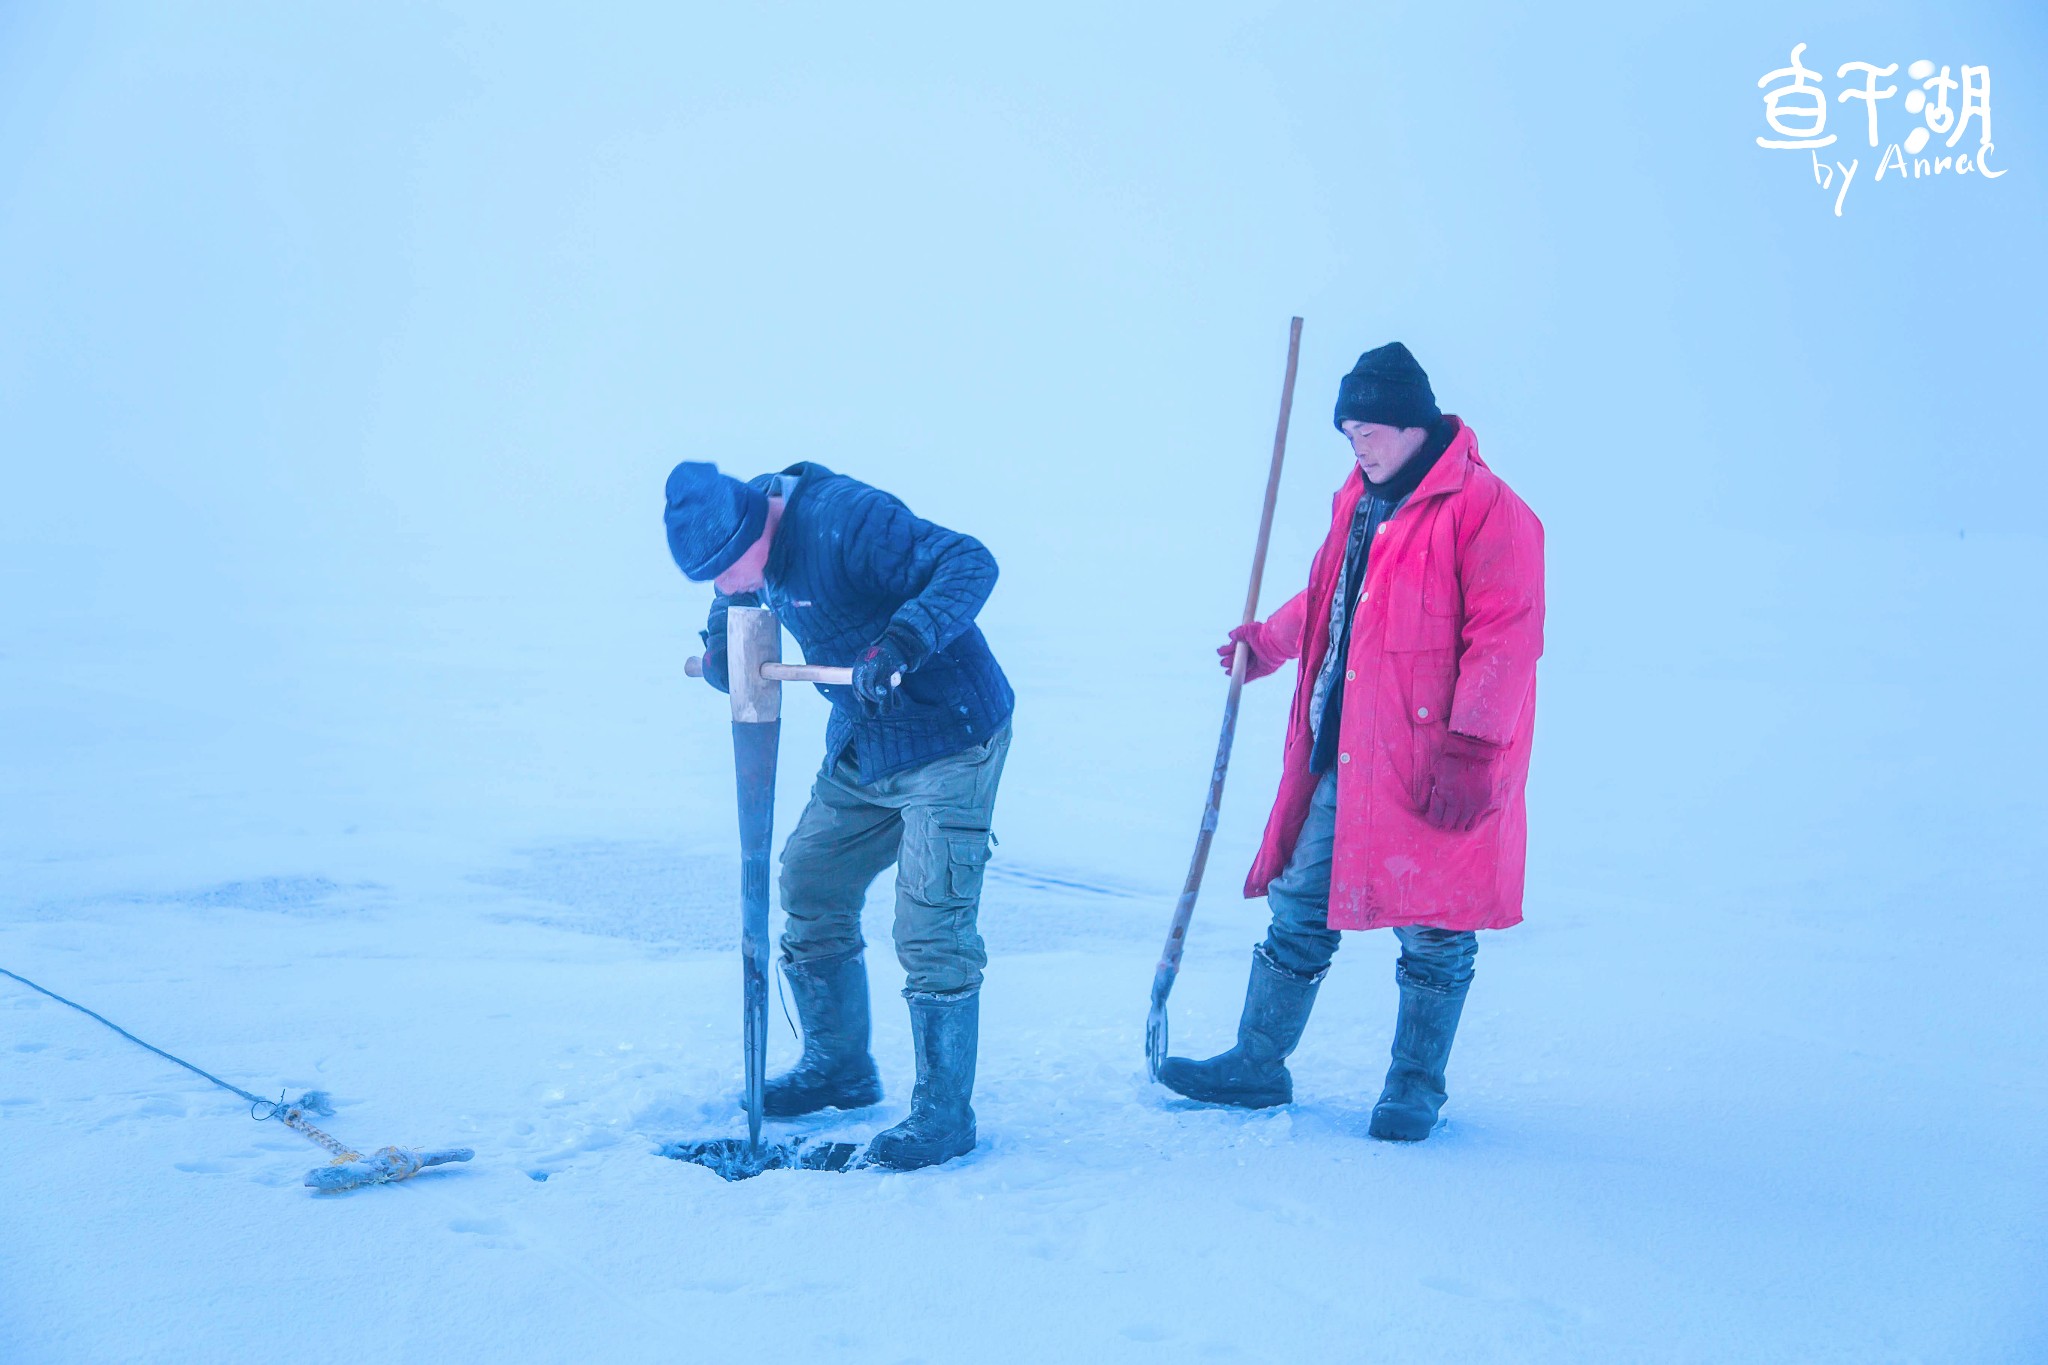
[262,1091,357,1159]
[0,964,473,1193]
[0,965,270,1109]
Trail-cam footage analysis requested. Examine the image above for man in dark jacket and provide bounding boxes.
[664,461,1014,1170]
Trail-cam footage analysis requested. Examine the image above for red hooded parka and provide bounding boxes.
[1245,418,1544,931]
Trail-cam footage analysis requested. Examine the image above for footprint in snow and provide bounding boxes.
[447,1217,524,1250]
[90,1096,189,1129]
[1421,1275,1586,1325]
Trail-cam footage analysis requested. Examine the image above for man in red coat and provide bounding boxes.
[1160,342,1545,1141]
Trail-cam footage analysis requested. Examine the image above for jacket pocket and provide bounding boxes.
[1422,513,1462,619]
[1384,573,1460,650]
[1423,553,1462,618]
[1407,656,1456,808]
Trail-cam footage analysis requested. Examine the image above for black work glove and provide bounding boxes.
[850,625,928,716]
[698,629,730,694]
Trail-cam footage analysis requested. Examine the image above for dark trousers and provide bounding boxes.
[1261,771,1478,988]
[778,724,1011,994]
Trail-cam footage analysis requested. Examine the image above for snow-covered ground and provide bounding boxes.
[5,2,2046,1360]
[5,527,2044,1362]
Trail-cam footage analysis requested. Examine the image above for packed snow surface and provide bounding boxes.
[4,3,2045,1361]
[5,529,2045,1362]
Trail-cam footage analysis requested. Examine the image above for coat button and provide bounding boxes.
[1345,669,1355,681]
[1377,523,1388,534]
[1339,752,1351,764]
[1361,591,1370,602]
[1416,706,1430,719]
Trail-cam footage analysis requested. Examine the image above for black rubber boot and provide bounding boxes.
[1367,967,1470,1141]
[864,988,978,1170]
[1158,949,1323,1108]
[761,949,883,1118]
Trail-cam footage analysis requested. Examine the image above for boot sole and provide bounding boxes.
[862,1132,976,1171]
[760,1075,884,1119]
[761,1087,884,1119]
[1368,1106,1439,1141]
[1161,1088,1291,1109]
[1157,1060,1290,1109]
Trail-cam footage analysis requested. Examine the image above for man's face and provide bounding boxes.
[1342,420,1429,485]
[712,497,782,595]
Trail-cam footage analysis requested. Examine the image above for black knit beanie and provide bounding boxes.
[1332,342,1441,431]
[663,461,770,581]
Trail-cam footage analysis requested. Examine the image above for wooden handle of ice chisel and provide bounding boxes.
[685,657,898,688]
[1146,315,1303,1082]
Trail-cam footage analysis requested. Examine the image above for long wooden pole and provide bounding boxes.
[1147,316,1302,1081]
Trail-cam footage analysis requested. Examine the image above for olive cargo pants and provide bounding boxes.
[778,724,1011,994]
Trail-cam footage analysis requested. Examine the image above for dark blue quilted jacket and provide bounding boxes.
[704,463,1013,783]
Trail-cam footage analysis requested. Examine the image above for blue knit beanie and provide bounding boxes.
[1333,342,1441,431]
[664,462,769,582]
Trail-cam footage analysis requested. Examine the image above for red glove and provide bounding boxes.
[1216,622,1287,681]
[1424,732,1502,832]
